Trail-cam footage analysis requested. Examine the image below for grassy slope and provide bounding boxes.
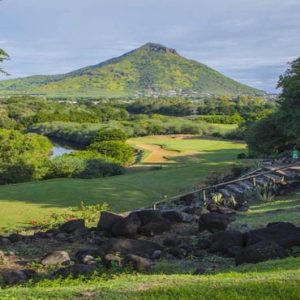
[0,137,245,231]
[0,43,262,97]
[1,256,299,299]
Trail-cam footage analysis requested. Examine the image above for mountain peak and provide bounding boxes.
[139,42,177,54]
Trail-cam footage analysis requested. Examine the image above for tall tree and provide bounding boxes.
[246,57,300,155]
[0,49,9,75]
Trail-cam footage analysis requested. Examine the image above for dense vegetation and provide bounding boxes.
[0,127,131,185]
[0,129,52,184]
[0,43,263,98]
[246,57,300,155]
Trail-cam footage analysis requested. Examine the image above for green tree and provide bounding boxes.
[246,57,300,155]
[88,141,135,165]
[0,49,9,75]
[0,129,52,184]
[93,128,127,143]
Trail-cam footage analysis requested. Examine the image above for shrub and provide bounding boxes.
[93,128,127,143]
[88,141,135,165]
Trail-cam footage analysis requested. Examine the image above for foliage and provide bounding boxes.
[0,129,52,184]
[89,141,135,165]
[0,48,9,75]
[246,57,300,155]
[93,128,127,142]
[30,201,109,229]
[47,152,125,179]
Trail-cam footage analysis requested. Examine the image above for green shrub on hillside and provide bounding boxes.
[89,141,135,165]
[0,129,52,184]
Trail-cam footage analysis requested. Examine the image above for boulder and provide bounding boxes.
[75,249,103,264]
[244,222,300,249]
[139,217,171,236]
[54,264,97,278]
[151,250,163,260]
[209,230,244,255]
[133,209,162,226]
[111,213,141,238]
[124,254,153,272]
[193,267,207,275]
[179,193,196,205]
[99,238,163,257]
[166,247,186,259]
[41,251,70,266]
[161,210,183,223]
[236,241,288,264]
[198,213,231,232]
[97,211,123,232]
[207,204,236,216]
[196,239,212,250]
[60,219,85,234]
[0,237,10,246]
[2,269,36,285]
[8,233,23,243]
[102,253,122,268]
[163,237,181,248]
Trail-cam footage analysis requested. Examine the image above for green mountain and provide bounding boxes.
[0,43,264,98]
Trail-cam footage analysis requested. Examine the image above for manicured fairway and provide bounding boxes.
[0,136,246,231]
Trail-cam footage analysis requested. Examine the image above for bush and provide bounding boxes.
[88,141,135,165]
[93,128,127,143]
[47,153,125,179]
[0,129,52,184]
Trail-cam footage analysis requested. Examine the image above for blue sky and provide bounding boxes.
[0,0,299,93]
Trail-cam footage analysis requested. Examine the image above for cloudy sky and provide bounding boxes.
[0,0,299,92]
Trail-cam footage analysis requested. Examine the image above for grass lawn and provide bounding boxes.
[0,136,245,232]
[1,257,299,299]
[233,191,300,229]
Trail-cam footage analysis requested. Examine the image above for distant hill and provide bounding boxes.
[0,43,265,98]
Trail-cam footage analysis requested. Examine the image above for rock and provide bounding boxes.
[207,204,236,216]
[97,211,123,231]
[151,250,163,260]
[179,194,195,205]
[193,267,207,275]
[8,233,23,243]
[196,239,212,250]
[72,227,89,238]
[209,230,244,255]
[139,217,171,236]
[34,232,52,239]
[41,251,70,266]
[111,213,141,238]
[161,210,183,223]
[163,237,181,248]
[193,249,207,258]
[75,249,103,264]
[0,250,5,261]
[166,247,186,259]
[0,237,11,246]
[55,232,68,241]
[244,223,300,249]
[133,210,162,226]
[2,269,36,285]
[124,254,153,272]
[99,238,163,257]
[102,253,122,268]
[198,213,231,232]
[236,241,288,264]
[60,219,85,234]
[54,264,97,278]
[181,213,195,223]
